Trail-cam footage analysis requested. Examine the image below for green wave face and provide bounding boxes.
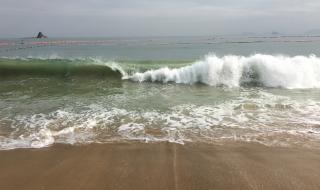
[0,58,124,78]
[0,58,191,79]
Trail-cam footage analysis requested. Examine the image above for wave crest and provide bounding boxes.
[128,54,320,89]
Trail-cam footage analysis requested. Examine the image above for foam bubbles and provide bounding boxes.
[30,129,55,148]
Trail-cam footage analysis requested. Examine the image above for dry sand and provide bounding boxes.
[0,142,320,190]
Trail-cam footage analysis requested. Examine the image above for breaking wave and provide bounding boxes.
[128,54,320,89]
[2,54,320,89]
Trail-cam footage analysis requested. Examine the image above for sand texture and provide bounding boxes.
[1,142,320,190]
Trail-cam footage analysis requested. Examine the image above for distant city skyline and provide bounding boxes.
[1,0,320,37]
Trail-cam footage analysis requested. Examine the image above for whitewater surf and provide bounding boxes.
[128,54,320,89]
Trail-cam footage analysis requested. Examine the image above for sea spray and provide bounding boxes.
[128,54,320,89]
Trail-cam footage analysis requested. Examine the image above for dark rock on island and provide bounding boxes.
[36,32,47,38]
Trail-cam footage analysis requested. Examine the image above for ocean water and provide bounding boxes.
[1,36,320,149]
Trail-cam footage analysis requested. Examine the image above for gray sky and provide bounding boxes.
[1,0,320,37]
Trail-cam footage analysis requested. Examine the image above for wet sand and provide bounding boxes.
[1,142,320,190]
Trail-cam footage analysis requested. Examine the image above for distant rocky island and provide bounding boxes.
[36,32,47,38]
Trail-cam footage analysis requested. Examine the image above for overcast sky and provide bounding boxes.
[1,0,320,37]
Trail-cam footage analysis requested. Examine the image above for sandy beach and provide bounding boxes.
[0,142,320,190]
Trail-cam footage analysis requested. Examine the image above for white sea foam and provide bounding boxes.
[1,90,320,150]
[128,54,320,89]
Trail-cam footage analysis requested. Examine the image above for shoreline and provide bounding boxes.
[1,142,320,190]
